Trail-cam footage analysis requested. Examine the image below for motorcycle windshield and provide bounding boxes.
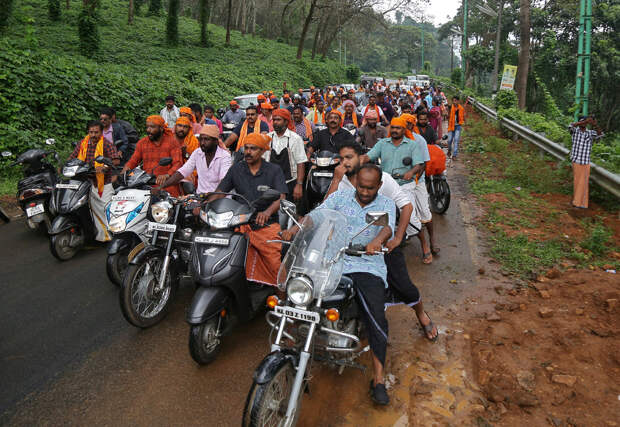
[277,209,347,299]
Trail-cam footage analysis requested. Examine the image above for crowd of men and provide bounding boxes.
[73,81,466,406]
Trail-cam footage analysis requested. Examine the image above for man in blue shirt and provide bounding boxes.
[282,164,396,405]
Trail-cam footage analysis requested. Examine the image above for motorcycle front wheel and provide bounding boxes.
[50,229,82,261]
[120,252,177,328]
[243,363,297,427]
[429,179,451,214]
[106,248,130,287]
[188,317,222,365]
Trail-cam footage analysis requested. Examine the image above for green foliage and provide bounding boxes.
[77,4,100,56]
[0,0,15,33]
[48,0,61,21]
[494,90,517,111]
[148,0,161,15]
[580,218,615,257]
[491,232,566,277]
[451,67,462,85]
[423,61,431,72]
[346,64,361,82]
[166,0,179,46]
[198,0,210,47]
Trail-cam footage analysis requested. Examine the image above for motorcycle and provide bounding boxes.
[119,189,202,328]
[306,151,339,210]
[426,135,450,214]
[222,122,236,143]
[5,139,59,232]
[186,187,282,365]
[243,208,389,426]
[48,156,116,261]
[104,158,172,286]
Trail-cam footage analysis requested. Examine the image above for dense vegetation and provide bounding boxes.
[0,0,351,191]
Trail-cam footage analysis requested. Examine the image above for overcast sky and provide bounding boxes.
[425,0,462,25]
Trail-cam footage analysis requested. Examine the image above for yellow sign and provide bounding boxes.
[500,65,517,90]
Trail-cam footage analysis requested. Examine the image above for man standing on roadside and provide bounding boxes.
[160,95,179,128]
[447,96,465,159]
[569,116,603,209]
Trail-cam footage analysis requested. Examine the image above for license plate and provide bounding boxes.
[26,204,45,217]
[111,195,138,201]
[147,222,176,233]
[314,172,333,178]
[194,236,230,246]
[275,305,320,323]
[56,183,80,190]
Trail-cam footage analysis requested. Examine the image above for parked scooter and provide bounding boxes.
[426,135,451,214]
[104,158,173,286]
[243,208,389,426]
[4,139,59,232]
[48,156,117,261]
[186,187,282,365]
[306,151,339,209]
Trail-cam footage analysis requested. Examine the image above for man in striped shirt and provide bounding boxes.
[569,116,603,208]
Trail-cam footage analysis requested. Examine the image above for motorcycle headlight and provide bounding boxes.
[108,216,126,233]
[63,165,78,177]
[207,210,234,229]
[287,276,313,307]
[229,213,250,227]
[316,157,330,167]
[151,200,172,223]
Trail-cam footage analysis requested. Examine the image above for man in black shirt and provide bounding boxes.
[307,110,355,158]
[415,111,438,144]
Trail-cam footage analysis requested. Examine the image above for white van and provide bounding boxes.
[407,75,417,84]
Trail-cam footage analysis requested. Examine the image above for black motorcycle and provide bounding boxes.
[186,187,281,365]
[6,140,59,232]
[426,135,451,214]
[119,188,201,328]
[49,156,116,260]
[306,151,339,209]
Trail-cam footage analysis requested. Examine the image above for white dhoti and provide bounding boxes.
[401,182,423,237]
[89,183,113,242]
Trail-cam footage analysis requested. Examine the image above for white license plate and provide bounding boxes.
[195,236,230,246]
[56,183,80,190]
[26,204,45,217]
[314,172,333,178]
[275,305,320,323]
[111,195,138,201]
[147,222,177,233]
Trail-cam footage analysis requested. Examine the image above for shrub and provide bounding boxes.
[346,64,361,82]
[48,0,61,21]
[77,3,100,56]
[495,90,517,111]
[451,67,462,86]
[166,0,179,46]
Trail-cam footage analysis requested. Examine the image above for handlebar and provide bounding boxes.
[344,244,388,256]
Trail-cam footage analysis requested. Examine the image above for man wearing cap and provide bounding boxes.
[307,109,355,158]
[258,102,274,132]
[122,115,183,197]
[356,110,387,149]
[159,125,232,194]
[225,105,270,151]
[222,100,246,126]
[160,95,180,128]
[265,109,306,202]
[209,133,288,286]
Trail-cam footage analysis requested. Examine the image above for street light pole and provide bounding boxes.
[462,0,468,88]
[421,17,424,71]
[491,2,503,92]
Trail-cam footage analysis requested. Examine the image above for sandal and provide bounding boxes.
[422,252,433,264]
[430,245,440,255]
[369,380,390,405]
[419,311,438,342]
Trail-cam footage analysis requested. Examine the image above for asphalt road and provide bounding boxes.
[0,160,481,426]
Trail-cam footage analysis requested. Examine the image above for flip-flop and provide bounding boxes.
[419,311,438,342]
[430,245,440,255]
[422,252,433,264]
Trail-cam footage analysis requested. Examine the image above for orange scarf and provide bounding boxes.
[364,105,380,118]
[346,111,359,127]
[236,119,261,151]
[303,118,313,142]
[448,104,465,131]
[313,108,325,124]
[78,135,105,196]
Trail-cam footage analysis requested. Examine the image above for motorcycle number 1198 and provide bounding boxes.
[274,305,320,323]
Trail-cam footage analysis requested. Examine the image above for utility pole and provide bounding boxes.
[344,39,347,66]
[574,0,592,119]
[462,0,467,88]
[421,17,424,71]
[450,37,454,72]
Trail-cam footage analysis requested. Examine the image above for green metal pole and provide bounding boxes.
[462,0,467,88]
[582,0,592,117]
[421,26,424,70]
[573,0,585,120]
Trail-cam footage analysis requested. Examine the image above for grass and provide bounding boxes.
[490,233,566,278]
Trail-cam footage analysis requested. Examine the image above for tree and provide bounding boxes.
[225,0,232,45]
[48,0,61,21]
[128,0,134,24]
[199,0,211,46]
[77,0,100,57]
[297,0,319,60]
[166,0,179,46]
[1,0,15,33]
[148,0,161,16]
[515,0,530,109]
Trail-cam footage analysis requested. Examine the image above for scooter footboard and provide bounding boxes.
[186,286,231,325]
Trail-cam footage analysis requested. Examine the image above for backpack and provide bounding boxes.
[426,144,446,176]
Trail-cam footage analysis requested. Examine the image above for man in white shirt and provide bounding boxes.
[160,95,180,128]
[264,108,306,202]
[325,141,439,342]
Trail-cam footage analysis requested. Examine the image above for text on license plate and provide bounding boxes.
[26,204,45,217]
[147,222,177,233]
[274,305,320,323]
[56,183,80,190]
[314,172,333,178]
[194,236,230,246]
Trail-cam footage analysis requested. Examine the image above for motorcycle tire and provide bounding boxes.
[106,249,130,287]
[243,362,298,427]
[50,229,81,261]
[119,252,177,328]
[188,317,222,365]
[429,179,451,214]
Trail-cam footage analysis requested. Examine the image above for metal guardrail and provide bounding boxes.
[461,93,620,199]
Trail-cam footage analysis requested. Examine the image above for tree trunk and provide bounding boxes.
[225,0,232,45]
[296,0,317,60]
[240,0,247,35]
[66,0,70,8]
[311,17,323,59]
[199,0,210,46]
[251,0,256,36]
[166,0,179,45]
[515,0,530,109]
[280,0,295,41]
[235,0,242,30]
[128,0,134,24]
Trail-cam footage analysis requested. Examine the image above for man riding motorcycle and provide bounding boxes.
[306,110,355,159]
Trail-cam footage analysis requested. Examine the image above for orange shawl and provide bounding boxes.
[236,120,261,151]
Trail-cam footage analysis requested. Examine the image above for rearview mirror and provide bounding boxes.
[402,157,412,166]
[1,151,12,157]
[280,199,296,213]
[95,156,114,167]
[257,185,270,193]
[45,138,56,145]
[158,157,173,167]
[365,211,389,227]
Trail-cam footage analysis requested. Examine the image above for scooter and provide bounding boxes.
[4,139,59,232]
[48,156,115,261]
[306,151,339,209]
[186,187,282,365]
[104,159,172,286]
[243,208,389,426]
[426,135,451,214]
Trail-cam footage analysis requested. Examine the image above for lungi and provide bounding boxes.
[90,183,114,242]
[572,162,590,208]
[240,222,282,286]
